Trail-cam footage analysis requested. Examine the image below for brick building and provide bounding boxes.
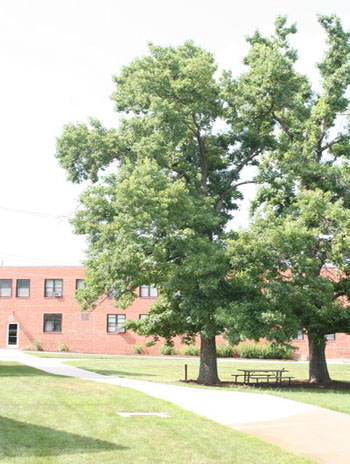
[1,266,350,359]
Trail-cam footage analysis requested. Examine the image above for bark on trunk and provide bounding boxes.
[197,335,220,384]
[308,333,331,384]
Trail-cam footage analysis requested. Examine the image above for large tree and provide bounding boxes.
[227,14,350,383]
[56,41,275,383]
[228,189,350,384]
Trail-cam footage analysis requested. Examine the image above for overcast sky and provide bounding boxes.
[0,0,349,266]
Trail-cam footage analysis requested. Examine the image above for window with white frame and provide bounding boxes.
[16,279,30,297]
[44,314,62,332]
[107,314,126,333]
[325,333,336,341]
[139,285,158,297]
[0,279,12,297]
[45,279,63,297]
[139,314,148,320]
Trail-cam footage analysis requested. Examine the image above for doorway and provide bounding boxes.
[7,323,18,347]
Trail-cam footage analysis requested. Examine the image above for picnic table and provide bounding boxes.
[232,368,294,384]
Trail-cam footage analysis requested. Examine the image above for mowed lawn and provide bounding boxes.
[0,362,315,464]
[59,356,350,415]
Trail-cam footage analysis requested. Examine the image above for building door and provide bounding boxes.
[7,323,18,347]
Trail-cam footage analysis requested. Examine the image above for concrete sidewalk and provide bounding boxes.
[1,349,350,464]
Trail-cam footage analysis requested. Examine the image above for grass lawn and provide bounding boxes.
[27,352,125,359]
[59,356,350,415]
[0,361,316,464]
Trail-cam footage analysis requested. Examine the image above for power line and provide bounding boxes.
[0,205,74,220]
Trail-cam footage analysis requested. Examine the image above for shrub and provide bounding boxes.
[181,345,200,356]
[33,339,43,351]
[133,344,143,354]
[144,340,156,347]
[58,343,69,352]
[236,342,294,360]
[216,343,234,357]
[159,344,178,355]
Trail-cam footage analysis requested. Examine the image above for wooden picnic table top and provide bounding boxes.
[233,367,291,384]
[237,368,288,373]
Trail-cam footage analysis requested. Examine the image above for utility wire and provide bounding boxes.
[0,205,74,220]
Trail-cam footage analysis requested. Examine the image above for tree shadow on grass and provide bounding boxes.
[0,365,51,377]
[80,368,156,378]
[0,415,126,458]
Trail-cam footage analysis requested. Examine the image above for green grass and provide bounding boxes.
[26,352,124,359]
[64,357,350,415]
[0,362,315,464]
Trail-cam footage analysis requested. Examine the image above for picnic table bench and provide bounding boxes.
[232,368,294,385]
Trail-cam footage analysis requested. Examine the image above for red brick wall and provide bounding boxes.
[0,266,162,354]
[1,266,349,359]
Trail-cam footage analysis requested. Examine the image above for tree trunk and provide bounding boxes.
[197,335,220,384]
[308,333,331,384]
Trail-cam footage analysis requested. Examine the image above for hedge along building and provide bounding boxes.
[1,266,350,359]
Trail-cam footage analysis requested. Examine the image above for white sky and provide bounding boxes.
[0,0,349,266]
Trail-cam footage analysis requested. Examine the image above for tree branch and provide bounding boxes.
[273,112,294,141]
[215,149,260,212]
[171,165,191,184]
[320,136,343,153]
[192,115,208,191]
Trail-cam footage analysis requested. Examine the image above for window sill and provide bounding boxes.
[107,332,126,334]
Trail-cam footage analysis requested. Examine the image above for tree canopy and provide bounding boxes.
[56,15,350,384]
[56,39,277,382]
[226,14,350,383]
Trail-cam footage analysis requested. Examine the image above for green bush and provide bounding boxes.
[58,343,69,352]
[236,342,294,360]
[181,345,200,356]
[159,344,178,355]
[144,340,156,347]
[133,344,143,354]
[216,344,234,357]
[33,339,43,351]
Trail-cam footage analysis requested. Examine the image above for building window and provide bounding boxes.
[0,280,12,297]
[45,279,63,297]
[139,314,148,320]
[107,314,126,333]
[325,333,336,341]
[76,279,85,289]
[140,285,158,297]
[44,314,62,332]
[292,330,304,341]
[16,279,30,297]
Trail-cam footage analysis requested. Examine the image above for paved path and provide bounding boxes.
[1,350,350,464]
